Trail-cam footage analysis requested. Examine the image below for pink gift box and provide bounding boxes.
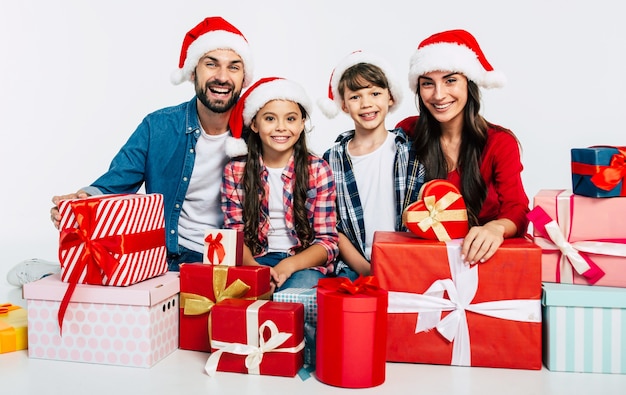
[531,189,626,287]
[202,229,243,266]
[23,272,179,368]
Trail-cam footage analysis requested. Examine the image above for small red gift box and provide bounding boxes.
[56,193,168,331]
[178,263,271,352]
[203,229,243,266]
[315,277,388,388]
[205,299,304,377]
[371,231,542,370]
[531,189,626,287]
[402,180,469,241]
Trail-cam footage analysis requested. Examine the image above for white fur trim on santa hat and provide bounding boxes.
[171,30,254,87]
[225,135,249,157]
[242,79,313,127]
[408,42,506,93]
[317,51,404,119]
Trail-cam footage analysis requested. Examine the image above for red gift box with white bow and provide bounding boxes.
[205,299,304,377]
[371,231,542,369]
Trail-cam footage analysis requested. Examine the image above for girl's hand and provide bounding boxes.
[460,222,505,265]
[270,261,295,289]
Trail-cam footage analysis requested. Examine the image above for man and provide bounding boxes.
[7,16,254,286]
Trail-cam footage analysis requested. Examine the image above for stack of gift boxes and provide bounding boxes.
[13,146,626,383]
[530,146,626,374]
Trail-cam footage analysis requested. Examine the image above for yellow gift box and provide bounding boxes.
[0,303,27,353]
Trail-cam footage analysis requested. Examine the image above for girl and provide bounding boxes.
[222,77,339,291]
[399,29,530,266]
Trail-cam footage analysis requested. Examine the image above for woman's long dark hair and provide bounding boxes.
[241,103,314,255]
[411,79,487,226]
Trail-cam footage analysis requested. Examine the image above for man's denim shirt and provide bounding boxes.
[82,96,201,255]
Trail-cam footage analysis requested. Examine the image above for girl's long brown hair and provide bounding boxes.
[241,103,314,255]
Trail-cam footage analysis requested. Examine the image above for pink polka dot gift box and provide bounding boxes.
[23,272,179,368]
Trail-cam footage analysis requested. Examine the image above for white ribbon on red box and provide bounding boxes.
[205,300,304,376]
[387,240,540,366]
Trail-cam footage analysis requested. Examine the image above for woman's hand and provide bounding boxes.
[461,218,516,265]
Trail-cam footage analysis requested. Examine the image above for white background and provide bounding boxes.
[0,0,624,273]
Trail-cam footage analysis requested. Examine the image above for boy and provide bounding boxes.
[320,51,423,279]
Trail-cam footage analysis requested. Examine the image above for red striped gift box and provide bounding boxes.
[56,193,167,331]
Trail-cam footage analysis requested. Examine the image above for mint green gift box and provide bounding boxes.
[542,282,626,373]
[272,288,317,366]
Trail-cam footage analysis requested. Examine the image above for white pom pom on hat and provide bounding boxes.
[317,50,404,119]
[226,77,313,157]
[170,16,254,88]
[408,29,506,93]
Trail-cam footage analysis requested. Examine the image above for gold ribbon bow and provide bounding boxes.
[180,266,252,315]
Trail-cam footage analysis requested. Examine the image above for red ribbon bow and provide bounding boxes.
[56,198,165,333]
[205,233,226,264]
[317,276,380,295]
[590,147,626,192]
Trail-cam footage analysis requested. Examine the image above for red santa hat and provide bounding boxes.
[408,29,506,93]
[171,16,254,87]
[317,50,404,119]
[226,77,313,157]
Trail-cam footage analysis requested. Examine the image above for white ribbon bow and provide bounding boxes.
[387,240,540,366]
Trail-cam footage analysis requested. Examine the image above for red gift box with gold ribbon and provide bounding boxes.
[571,146,626,197]
[205,299,304,377]
[179,263,271,352]
[315,276,388,388]
[56,193,167,332]
[371,231,542,369]
[402,180,469,241]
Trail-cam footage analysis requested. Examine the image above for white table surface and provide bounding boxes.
[3,281,626,395]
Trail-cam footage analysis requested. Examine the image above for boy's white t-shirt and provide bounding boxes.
[348,132,397,260]
[178,130,230,253]
[266,166,298,252]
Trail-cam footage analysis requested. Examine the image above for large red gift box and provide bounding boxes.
[315,277,388,388]
[371,231,542,370]
[205,299,304,377]
[531,189,626,287]
[178,263,271,352]
[56,193,168,330]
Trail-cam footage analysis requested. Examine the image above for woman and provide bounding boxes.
[400,29,529,265]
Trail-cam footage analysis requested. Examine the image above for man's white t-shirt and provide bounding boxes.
[178,130,230,252]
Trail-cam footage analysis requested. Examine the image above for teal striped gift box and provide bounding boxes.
[542,283,626,373]
[272,288,317,366]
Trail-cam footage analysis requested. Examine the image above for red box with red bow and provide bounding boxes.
[205,299,304,377]
[178,263,272,352]
[203,229,243,266]
[371,231,542,370]
[56,193,168,331]
[530,189,626,287]
[315,277,388,388]
[571,146,626,197]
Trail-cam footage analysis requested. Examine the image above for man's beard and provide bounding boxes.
[195,80,241,113]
